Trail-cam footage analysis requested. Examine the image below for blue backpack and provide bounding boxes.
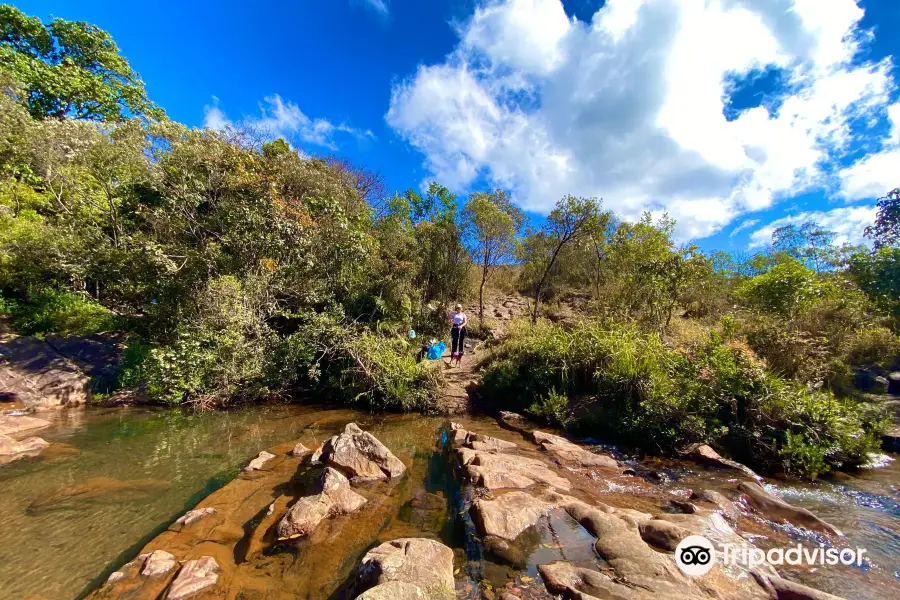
[426,341,446,360]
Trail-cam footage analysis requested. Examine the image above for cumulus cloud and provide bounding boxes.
[748,205,878,248]
[203,95,372,151]
[386,0,897,240]
[838,100,900,201]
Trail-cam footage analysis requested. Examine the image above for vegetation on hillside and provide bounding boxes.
[2,6,898,476]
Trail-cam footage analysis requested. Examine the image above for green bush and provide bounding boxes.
[842,327,900,370]
[736,258,835,317]
[0,288,115,336]
[479,321,885,478]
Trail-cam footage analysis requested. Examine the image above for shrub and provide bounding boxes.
[736,258,833,317]
[842,327,900,370]
[0,288,115,336]
[479,321,885,478]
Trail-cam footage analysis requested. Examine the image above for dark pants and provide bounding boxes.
[451,325,466,358]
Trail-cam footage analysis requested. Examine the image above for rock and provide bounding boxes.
[752,571,846,600]
[356,538,454,594]
[290,441,312,457]
[170,507,217,532]
[498,411,536,434]
[888,371,900,395]
[276,467,367,538]
[44,333,124,382]
[0,414,51,436]
[27,477,170,513]
[538,561,639,600]
[0,434,49,465]
[681,443,761,481]
[498,594,521,600]
[882,426,900,453]
[669,499,699,514]
[166,556,220,600]
[355,581,429,600]
[468,434,519,453]
[317,423,406,482]
[140,550,178,578]
[464,450,571,491]
[690,489,740,522]
[638,519,692,551]
[472,491,555,540]
[245,450,276,471]
[738,482,842,536]
[0,336,91,409]
[533,431,617,469]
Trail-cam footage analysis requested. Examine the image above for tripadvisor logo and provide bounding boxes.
[675,535,716,576]
[675,535,868,577]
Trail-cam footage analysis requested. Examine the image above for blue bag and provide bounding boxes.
[426,341,446,360]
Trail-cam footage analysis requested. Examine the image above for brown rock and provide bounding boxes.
[468,434,519,453]
[276,467,367,538]
[472,491,555,540]
[690,489,740,522]
[533,430,617,469]
[466,450,571,491]
[0,433,49,465]
[0,414,51,436]
[638,519,692,551]
[0,336,91,409]
[356,538,454,593]
[354,581,429,600]
[28,477,170,513]
[498,594,522,600]
[166,556,220,600]
[170,507,217,532]
[317,423,406,482]
[498,411,535,434]
[738,482,842,536]
[244,450,276,471]
[752,571,846,600]
[538,561,638,600]
[681,443,761,481]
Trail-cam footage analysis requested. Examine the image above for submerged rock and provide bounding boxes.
[681,443,761,481]
[244,450,276,471]
[0,433,48,465]
[0,413,51,436]
[316,422,406,482]
[533,430,618,469]
[738,482,842,536]
[276,467,367,538]
[28,477,170,512]
[166,556,220,600]
[356,538,455,594]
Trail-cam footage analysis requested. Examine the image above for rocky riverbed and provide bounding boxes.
[83,414,898,600]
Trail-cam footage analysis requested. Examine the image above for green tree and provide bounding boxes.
[848,247,900,320]
[528,195,602,323]
[462,189,524,324]
[865,188,900,248]
[0,5,161,121]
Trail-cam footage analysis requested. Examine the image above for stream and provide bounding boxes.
[0,405,898,600]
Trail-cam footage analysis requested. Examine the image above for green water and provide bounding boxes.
[0,404,379,600]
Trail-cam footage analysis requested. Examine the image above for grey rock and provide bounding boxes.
[317,423,406,482]
[276,467,367,538]
[0,336,91,408]
[140,550,178,578]
[357,538,454,593]
[0,433,48,465]
[166,556,220,600]
[244,450,276,471]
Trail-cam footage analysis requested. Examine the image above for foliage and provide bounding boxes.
[848,247,900,321]
[480,322,885,478]
[0,288,114,336]
[0,5,162,121]
[865,188,900,249]
[735,258,832,317]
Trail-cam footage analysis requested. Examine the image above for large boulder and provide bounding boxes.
[680,443,761,481]
[0,336,91,408]
[0,433,48,465]
[471,491,556,540]
[738,482,842,536]
[276,467,367,538]
[533,431,617,469]
[44,333,124,384]
[356,538,454,595]
[166,556,220,600]
[462,449,571,492]
[316,423,406,482]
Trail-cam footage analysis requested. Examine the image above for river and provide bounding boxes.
[0,405,897,599]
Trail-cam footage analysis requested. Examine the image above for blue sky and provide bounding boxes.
[14,0,900,253]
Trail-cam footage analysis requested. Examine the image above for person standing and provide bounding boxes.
[449,303,468,367]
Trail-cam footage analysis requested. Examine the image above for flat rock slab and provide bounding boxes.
[681,443,761,481]
[533,431,617,469]
[277,467,367,538]
[317,422,406,482]
[738,482,842,536]
[0,414,51,436]
[464,449,571,492]
[0,433,48,465]
[0,336,91,408]
[472,491,556,541]
[357,538,454,593]
[354,581,429,600]
[170,507,217,532]
[166,556,220,600]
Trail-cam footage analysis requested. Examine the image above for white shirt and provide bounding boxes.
[452,312,466,326]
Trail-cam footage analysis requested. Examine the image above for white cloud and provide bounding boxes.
[838,100,900,200]
[729,218,760,237]
[387,0,896,241]
[748,205,877,248]
[360,0,389,16]
[202,95,372,151]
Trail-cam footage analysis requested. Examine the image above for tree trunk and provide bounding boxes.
[479,267,487,325]
[532,240,567,323]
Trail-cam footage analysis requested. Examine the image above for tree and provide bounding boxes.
[529,196,601,323]
[0,5,161,121]
[865,188,900,248]
[848,247,900,319]
[462,189,524,324]
[770,220,838,273]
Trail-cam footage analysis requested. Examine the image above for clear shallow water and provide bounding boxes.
[0,404,384,600]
